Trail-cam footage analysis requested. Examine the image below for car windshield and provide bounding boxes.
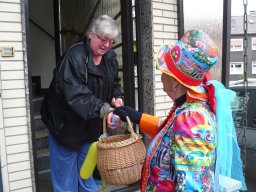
[229,78,256,87]
[231,91,250,128]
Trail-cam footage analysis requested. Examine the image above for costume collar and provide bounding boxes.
[175,94,186,106]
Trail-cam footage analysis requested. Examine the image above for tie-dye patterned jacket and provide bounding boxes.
[139,94,216,192]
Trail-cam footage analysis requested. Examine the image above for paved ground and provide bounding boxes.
[38,170,255,191]
[95,180,139,192]
[38,171,140,192]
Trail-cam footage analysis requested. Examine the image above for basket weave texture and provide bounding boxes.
[97,109,146,186]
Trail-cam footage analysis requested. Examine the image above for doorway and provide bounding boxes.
[27,0,138,190]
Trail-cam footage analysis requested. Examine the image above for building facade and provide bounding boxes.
[230,14,256,82]
[0,0,35,191]
[0,0,229,191]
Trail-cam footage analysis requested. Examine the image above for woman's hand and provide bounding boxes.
[111,97,123,107]
[107,111,115,129]
[107,111,125,129]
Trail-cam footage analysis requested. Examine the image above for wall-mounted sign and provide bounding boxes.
[1,47,14,57]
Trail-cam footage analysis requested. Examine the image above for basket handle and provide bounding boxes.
[103,108,137,137]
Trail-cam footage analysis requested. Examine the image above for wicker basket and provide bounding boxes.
[97,109,146,186]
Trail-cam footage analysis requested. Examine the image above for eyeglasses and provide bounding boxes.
[95,34,116,45]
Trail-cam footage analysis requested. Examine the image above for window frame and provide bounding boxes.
[230,62,244,75]
[252,61,256,74]
[230,39,243,52]
[252,38,256,50]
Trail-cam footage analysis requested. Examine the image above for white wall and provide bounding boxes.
[28,0,55,89]
[0,0,34,191]
[152,0,178,119]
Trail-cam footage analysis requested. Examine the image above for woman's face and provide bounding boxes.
[89,33,116,56]
[161,73,176,100]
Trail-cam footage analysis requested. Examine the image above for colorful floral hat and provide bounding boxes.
[156,29,218,91]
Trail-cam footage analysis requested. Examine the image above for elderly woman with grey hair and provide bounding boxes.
[41,15,123,191]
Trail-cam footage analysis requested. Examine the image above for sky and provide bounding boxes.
[231,0,256,16]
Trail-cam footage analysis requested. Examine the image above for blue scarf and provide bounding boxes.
[207,80,247,191]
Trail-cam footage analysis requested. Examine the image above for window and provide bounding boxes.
[230,62,244,74]
[252,61,256,74]
[230,39,243,51]
[252,38,256,50]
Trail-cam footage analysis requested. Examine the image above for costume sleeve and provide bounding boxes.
[139,114,161,138]
[58,51,104,120]
[172,109,217,191]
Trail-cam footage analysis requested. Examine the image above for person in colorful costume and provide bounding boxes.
[112,30,246,192]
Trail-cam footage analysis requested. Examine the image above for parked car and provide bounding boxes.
[229,78,256,87]
[230,86,256,129]
[229,82,256,191]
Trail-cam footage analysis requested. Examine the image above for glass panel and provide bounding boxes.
[59,0,123,94]
[230,39,243,51]
[183,0,223,82]
[230,62,244,74]
[60,0,121,54]
[230,0,256,83]
[231,91,245,126]
[0,163,2,192]
[252,61,256,74]
[231,90,251,127]
[252,38,256,50]
[230,2,256,191]
[231,39,243,45]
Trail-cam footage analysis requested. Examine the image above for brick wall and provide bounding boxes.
[152,0,178,118]
[0,0,33,191]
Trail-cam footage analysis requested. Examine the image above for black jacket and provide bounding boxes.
[41,38,122,150]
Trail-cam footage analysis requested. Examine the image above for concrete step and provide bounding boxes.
[34,115,47,130]
[33,97,44,114]
[35,130,48,150]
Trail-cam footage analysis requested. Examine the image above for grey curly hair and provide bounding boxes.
[87,15,119,38]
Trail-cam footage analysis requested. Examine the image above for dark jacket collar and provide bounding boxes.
[175,94,186,107]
